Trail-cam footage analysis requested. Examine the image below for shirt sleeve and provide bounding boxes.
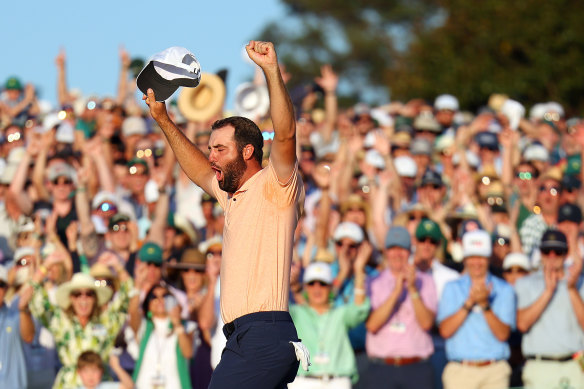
[28,281,56,328]
[436,281,459,324]
[342,298,371,329]
[492,281,516,328]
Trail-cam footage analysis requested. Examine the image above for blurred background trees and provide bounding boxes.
[261,0,584,114]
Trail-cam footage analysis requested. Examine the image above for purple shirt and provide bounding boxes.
[366,269,437,358]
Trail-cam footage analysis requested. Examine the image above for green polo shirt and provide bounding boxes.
[289,299,370,382]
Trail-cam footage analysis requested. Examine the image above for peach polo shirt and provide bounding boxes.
[211,159,304,324]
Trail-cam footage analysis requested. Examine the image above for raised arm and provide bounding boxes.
[144,90,215,195]
[246,41,296,181]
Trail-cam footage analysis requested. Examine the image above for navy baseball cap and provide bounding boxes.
[540,229,568,251]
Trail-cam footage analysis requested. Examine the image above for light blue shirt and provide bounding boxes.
[437,274,516,361]
[0,301,27,389]
[515,270,584,356]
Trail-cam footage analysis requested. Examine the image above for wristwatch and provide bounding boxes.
[482,303,491,312]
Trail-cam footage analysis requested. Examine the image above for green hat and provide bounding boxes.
[127,158,149,174]
[138,242,163,265]
[565,154,581,176]
[415,218,442,243]
[5,76,23,91]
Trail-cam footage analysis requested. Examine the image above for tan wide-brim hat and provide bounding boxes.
[55,273,113,310]
[178,72,225,122]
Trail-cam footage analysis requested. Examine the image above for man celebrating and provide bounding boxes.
[144,41,304,388]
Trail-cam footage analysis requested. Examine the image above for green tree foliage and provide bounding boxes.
[260,0,584,113]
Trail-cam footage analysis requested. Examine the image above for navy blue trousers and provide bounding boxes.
[364,358,434,389]
[208,311,300,389]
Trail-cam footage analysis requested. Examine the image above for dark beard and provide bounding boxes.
[219,153,247,193]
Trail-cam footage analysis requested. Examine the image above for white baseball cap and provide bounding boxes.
[303,262,333,284]
[462,230,492,259]
[333,222,364,243]
[137,46,201,101]
[503,253,530,271]
[394,156,417,178]
[434,94,459,111]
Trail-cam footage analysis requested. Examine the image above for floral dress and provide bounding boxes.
[28,279,133,389]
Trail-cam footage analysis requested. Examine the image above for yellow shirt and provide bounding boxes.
[211,159,303,323]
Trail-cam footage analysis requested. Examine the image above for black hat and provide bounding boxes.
[475,131,499,150]
[420,169,444,187]
[540,229,568,251]
[558,203,582,224]
[561,174,582,192]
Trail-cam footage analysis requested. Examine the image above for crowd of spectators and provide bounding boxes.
[0,47,583,389]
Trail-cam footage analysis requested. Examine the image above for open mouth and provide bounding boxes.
[211,165,224,181]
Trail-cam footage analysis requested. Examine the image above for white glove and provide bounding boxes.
[289,341,311,371]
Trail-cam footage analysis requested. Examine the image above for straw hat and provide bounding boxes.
[55,273,113,310]
[178,72,225,122]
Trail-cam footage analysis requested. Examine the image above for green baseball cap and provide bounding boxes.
[127,158,149,174]
[138,242,163,265]
[4,76,23,91]
[415,219,442,243]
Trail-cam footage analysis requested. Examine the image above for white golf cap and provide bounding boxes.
[137,46,201,101]
[462,230,492,259]
[434,94,459,111]
[303,262,333,284]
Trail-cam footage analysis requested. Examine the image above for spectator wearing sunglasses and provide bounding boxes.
[515,229,584,389]
[365,226,437,389]
[288,261,369,388]
[519,167,563,257]
[22,260,133,389]
[413,219,459,389]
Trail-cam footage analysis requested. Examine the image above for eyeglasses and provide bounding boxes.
[306,280,329,287]
[16,258,32,267]
[71,290,96,298]
[335,241,359,250]
[543,112,561,122]
[423,184,442,190]
[486,197,504,206]
[99,202,117,213]
[7,132,22,143]
[541,248,567,256]
[262,131,275,141]
[111,223,128,232]
[136,148,153,158]
[52,178,73,186]
[539,186,561,196]
[145,262,162,268]
[516,171,534,180]
[129,166,147,175]
[418,237,439,245]
[503,267,528,275]
[94,279,114,288]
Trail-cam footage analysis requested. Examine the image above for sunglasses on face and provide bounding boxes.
[16,258,32,267]
[7,132,22,143]
[0,281,7,289]
[52,178,73,186]
[99,203,117,213]
[94,279,114,288]
[111,223,128,232]
[306,280,330,287]
[184,267,206,274]
[71,290,96,298]
[423,184,442,190]
[146,262,162,268]
[516,171,534,180]
[418,237,439,245]
[335,241,359,250]
[503,267,528,275]
[136,148,153,158]
[541,248,567,256]
[539,186,561,195]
